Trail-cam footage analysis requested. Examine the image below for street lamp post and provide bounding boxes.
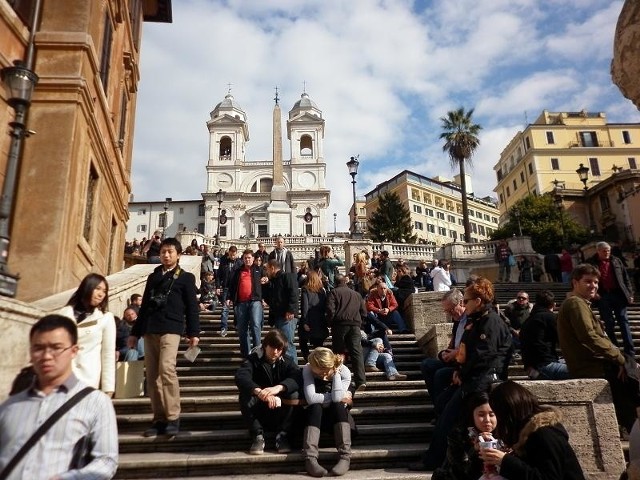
[333,213,337,234]
[576,163,594,233]
[162,197,172,238]
[215,188,225,246]
[512,207,523,237]
[0,62,39,297]
[552,179,566,246]
[346,155,362,239]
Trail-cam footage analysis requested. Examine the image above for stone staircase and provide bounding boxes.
[113,281,636,479]
[113,309,433,479]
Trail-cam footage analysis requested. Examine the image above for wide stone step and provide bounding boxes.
[113,443,427,478]
[117,469,433,480]
[113,388,430,415]
[117,422,432,454]
[116,404,434,434]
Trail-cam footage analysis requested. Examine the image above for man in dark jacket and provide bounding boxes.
[229,249,264,358]
[268,235,296,274]
[587,241,635,355]
[519,290,569,380]
[216,245,243,337]
[235,329,300,455]
[129,237,199,437]
[327,274,367,390]
[262,259,299,365]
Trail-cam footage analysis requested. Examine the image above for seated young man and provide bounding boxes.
[366,280,409,333]
[234,329,300,455]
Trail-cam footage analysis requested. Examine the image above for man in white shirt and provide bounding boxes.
[0,315,118,479]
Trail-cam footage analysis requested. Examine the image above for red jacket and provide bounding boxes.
[366,290,399,314]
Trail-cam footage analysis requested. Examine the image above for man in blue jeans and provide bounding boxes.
[216,245,242,337]
[262,259,299,365]
[228,249,264,357]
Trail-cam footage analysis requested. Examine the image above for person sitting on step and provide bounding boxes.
[301,347,354,477]
[366,280,409,333]
[234,329,300,455]
[361,331,407,381]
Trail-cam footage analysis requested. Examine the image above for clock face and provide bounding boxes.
[298,171,316,189]
[218,173,233,188]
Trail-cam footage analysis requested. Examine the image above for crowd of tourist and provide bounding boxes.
[4,236,640,479]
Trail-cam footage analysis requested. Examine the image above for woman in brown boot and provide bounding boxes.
[302,347,353,477]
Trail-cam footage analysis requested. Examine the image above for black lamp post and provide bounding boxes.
[552,179,566,246]
[512,207,523,237]
[0,61,39,297]
[162,197,172,238]
[346,155,362,239]
[215,188,225,245]
[576,163,594,233]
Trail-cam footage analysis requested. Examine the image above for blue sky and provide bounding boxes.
[131,0,640,230]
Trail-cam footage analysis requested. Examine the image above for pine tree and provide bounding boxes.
[367,192,417,243]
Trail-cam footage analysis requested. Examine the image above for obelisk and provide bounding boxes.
[267,87,291,235]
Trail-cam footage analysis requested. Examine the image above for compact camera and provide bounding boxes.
[148,293,168,309]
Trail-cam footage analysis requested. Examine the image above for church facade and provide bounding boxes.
[202,91,331,240]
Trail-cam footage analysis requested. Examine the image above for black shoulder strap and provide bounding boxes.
[0,386,94,479]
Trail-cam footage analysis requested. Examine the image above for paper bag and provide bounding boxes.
[115,360,145,398]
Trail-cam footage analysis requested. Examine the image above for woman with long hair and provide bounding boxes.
[480,380,585,479]
[299,270,329,361]
[59,273,116,395]
[302,347,353,477]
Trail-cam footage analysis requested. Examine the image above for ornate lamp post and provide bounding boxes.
[552,179,566,246]
[215,188,225,245]
[0,61,39,297]
[576,163,594,233]
[162,197,172,238]
[346,155,362,239]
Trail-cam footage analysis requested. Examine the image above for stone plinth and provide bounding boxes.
[519,379,625,479]
[404,291,448,341]
[418,323,453,358]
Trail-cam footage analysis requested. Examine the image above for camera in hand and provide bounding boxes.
[148,293,168,309]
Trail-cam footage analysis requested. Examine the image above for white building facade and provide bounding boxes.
[203,92,331,240]
[126,91,331,242]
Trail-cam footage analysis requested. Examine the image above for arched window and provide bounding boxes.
[219,136,232,158]
[250,178,273,193]
[198,203,205,216]
[300,135,313,156]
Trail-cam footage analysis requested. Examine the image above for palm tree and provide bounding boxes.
[440,107,482,243]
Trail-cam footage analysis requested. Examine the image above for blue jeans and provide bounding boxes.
[561,271,571,284]
[274,316,298,365]
[119,337,145,361]
[365,339,398,377]
[498,260,511,282]
[598,290,635,355]
[538,362,570,380]
[420,358,454,405]
[368,311,408,333]
[235,301,264,357]
[219,288,229,329]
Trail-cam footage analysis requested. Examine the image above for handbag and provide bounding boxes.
[0,386,94,479]
[508,255,516,267]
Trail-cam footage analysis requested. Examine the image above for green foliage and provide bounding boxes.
[368,191,418,243]
[490,194,589,254]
